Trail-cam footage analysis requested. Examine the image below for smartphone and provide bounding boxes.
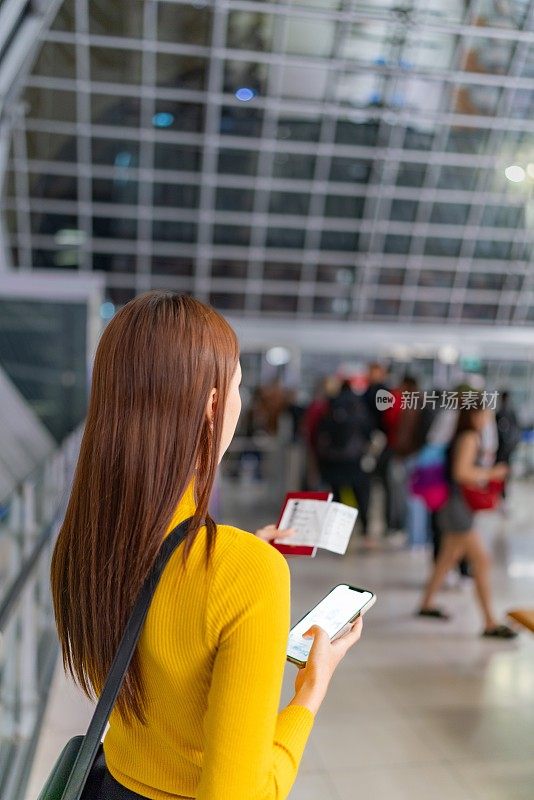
[287,583,376,667]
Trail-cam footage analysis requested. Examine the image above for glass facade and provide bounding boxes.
[1,0,533,322]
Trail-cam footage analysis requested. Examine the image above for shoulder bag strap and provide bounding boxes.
[60,516,197,800]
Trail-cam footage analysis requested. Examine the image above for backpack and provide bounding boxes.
[407,409,452,511]
[315,392,371,463]
[408,444,449,511]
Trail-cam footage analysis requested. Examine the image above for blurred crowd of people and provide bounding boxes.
[307,367,521,543]
[233,362,524,637]
[233,364,523,542]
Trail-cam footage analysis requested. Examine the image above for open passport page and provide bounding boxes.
[272,492,358,557]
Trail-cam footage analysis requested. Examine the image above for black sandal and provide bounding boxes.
[482,624,518,639]
[417,607,450,620]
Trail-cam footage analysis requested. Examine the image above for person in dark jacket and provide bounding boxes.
[316,380,374,536]
[496,391,522,467]
[362,362,389,433]
[363,362,400,533]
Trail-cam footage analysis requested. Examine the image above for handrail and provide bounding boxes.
[0,429,79,621]
[0,515,57,630]
[0,440,56,508]
[0,425,81,800]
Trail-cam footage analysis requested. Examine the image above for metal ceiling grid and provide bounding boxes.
[0,0,532,323]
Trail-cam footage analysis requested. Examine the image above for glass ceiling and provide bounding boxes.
[1,0,533,323]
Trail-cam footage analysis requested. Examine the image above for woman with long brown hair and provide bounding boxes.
[418,396,516,638]
[51,291,363,799]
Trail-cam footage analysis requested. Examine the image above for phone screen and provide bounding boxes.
[287,584,373,664]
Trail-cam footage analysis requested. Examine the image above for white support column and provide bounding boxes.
[18,480,38,739]
[0,118,13,271]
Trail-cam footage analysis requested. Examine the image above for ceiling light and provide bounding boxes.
[113,151,132,167]
[235,87,255,102]
[438,345,458,365]
[152,112,174,128]
[266,346,291,366]
[100,302,116,320]
[54,228,86,246]
[504,165,526,183]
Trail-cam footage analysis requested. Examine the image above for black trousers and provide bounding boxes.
[330,469,371,535]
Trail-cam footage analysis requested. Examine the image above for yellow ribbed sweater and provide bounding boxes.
[103,482,315,799]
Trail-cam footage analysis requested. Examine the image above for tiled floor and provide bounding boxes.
[27,480,534,800]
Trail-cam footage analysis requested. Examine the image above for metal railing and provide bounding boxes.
[0,427,81,800]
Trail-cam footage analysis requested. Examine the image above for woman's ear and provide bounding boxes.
[206,388,218,427]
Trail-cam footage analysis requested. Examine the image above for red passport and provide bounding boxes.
[271,491,333,557]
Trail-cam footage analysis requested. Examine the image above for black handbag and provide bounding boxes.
[37,517,194,800]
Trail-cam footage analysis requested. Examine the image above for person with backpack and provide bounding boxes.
[417,394,517,638]
[399,388,454,554]
[315,380,374,537]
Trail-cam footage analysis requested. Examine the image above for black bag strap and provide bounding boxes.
[60,516,196,800]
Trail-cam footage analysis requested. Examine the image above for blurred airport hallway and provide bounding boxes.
[26,477,534,800]
[1,1,534,797]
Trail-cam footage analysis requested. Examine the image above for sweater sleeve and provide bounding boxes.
[196,531,315,800]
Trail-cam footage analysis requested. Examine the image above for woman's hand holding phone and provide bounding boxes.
[289,617,363,715]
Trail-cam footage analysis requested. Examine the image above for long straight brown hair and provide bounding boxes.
[51,292,239,724]
[455,392,484,438]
